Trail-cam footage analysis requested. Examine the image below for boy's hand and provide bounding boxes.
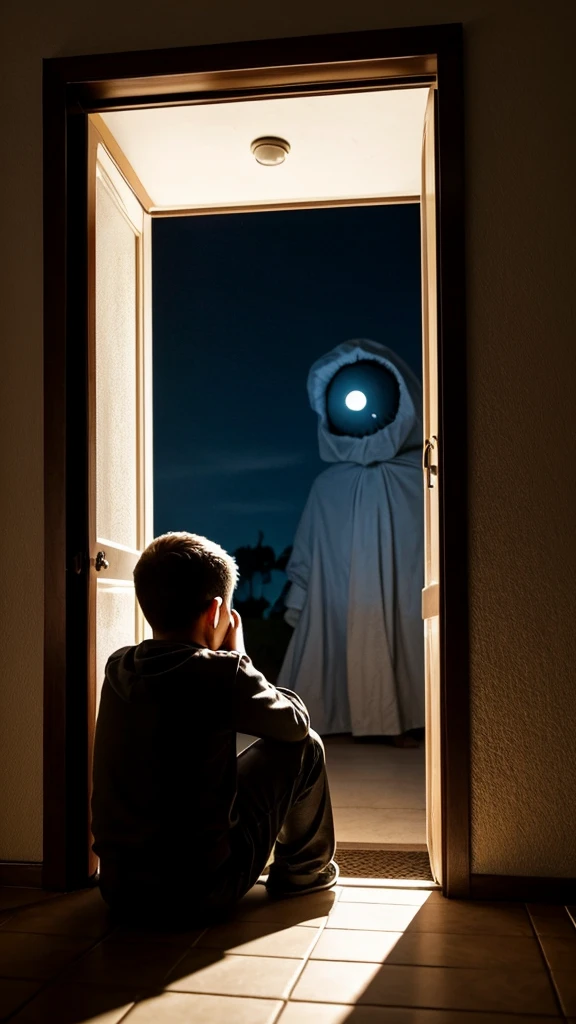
[222,609,245,653]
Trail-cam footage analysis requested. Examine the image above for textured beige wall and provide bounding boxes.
[1,0,574,872]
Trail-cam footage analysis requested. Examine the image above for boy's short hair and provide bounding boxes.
[134,532,238,633]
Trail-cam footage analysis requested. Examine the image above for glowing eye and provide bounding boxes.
[345,390,367,411]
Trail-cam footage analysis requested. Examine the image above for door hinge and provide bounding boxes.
[72,551,89,575]
[423,435,438,488]
[422,582,440,619]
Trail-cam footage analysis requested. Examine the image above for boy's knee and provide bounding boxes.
[244,731,325,777]
[301,728,326,770]
[307,728,325,753]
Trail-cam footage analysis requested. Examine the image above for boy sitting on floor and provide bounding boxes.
[91,531,338,925]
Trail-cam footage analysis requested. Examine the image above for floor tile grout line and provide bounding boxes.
[1,924,119,1023]
[95,987,295,1002]
[142,906,329,1008]
[116,991,288,1022]
[330,900,434,908]
[144,926,216,991]
[126,984,267,1024]
[285,996,565,1015]
[312,926,541,936]
[63,984,560,1016]
[130,989,565,1021]
[525,902,568,1019]
[109,999,142,1024]
[152,927,321,1010]
[338,883,439,890]
[162,952,313,961]
[293,961,561,974]
[196,922,552,937]
[0,928,114,939]
[278,887,344,1004]
[1,921,548,944]
[2,908,212,1020]
[185,926,209,951]
[2,953,565,1012]
[272,1000,288,1024]
[0,957,560,979]
[0,893,94,918]
[0,898,64,917]
[2,906,478,933]
[7,982,565,1016]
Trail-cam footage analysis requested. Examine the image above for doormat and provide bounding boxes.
[335,849,434,880]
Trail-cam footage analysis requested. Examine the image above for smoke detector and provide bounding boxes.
[250,136,291,166]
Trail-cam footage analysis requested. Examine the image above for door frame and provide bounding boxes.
[43,24,469,895]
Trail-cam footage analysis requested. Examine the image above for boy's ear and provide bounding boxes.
[210,596,223,629]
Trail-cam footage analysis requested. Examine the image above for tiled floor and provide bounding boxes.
[324,736,426,847]
[1,883,575,1022]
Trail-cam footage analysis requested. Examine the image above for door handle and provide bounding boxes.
[94,550,109,572]
[423,436,438,488]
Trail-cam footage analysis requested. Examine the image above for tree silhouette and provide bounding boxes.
[274,544,293,573]
[233,532,289,619]
[232,533,295,678]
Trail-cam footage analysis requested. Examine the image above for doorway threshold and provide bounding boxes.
[339,877,440,889]
[337,841,427,851]
[336,846,434,883]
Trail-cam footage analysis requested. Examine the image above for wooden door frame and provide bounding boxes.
[42,24,469,895]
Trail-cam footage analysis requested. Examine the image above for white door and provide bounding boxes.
[421,89,443,885]
[87,127,153,872]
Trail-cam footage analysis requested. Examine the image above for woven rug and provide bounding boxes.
[335,848,434,880]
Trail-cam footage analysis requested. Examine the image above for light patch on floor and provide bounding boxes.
[1,885,574,1021]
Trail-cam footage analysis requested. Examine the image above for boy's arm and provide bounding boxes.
[232,654,310,742]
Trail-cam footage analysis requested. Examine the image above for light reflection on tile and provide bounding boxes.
[167,950,303,999]
[291,960,559,1014]
[127,990,283,1024]
[196,921,321,958]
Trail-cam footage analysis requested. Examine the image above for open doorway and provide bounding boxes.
[43,26,469,896]
[91,85,431,870]
[150,203,426,861]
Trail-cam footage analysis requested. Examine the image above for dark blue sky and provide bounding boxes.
[153,204,422,563]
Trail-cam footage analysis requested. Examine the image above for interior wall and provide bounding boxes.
[0,0,574,874]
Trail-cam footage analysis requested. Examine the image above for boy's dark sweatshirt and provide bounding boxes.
[91,639,310,904]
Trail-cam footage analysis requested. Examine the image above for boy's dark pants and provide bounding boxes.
[102,730,335,924]
[225,728,336,902]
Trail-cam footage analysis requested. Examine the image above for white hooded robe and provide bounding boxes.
[277,339,424,737]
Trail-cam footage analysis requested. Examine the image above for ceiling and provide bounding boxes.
[101,87,429,212]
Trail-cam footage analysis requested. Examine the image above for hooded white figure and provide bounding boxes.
[277,339,424,737]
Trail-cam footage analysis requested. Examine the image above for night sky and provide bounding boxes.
[153,203,422,590]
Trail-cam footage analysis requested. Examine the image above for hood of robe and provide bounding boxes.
[308,339,423,465]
